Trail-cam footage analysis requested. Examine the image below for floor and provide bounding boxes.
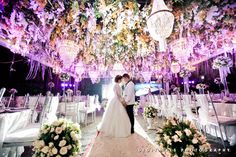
[21,109,236,157]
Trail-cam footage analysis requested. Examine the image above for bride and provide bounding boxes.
[97,75,131,137]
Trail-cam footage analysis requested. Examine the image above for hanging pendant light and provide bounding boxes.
[147,0,174,52]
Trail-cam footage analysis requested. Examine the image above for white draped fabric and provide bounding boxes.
[0,109,31,157]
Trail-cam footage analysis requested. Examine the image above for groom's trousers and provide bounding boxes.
[126,105,134,133]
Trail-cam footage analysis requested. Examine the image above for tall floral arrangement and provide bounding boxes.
[212,56,233,69]
[212,56,232,93]
[33,119,81,157]
[156,118,210,157]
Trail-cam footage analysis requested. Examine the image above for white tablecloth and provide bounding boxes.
[208,103,236,146]
[0,109,31,157]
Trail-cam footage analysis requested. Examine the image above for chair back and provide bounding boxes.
[39,95,53,125]
[23,93,30,108]
[195,94,209,125]
[29,94,42,122]
[0,88,6,108]
[65,103,78,116]
[0,88,6,101]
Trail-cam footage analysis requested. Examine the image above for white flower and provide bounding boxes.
[170,119,177,126]
[192,138,198,144]
[52,121,60,126]
[56,155,61,157]
[52,147,58,155]
[33,140,45,149]
[70,131,79,141]
[50,127,55,132]
[41,146,49,154]
[175,131,183,137]
[49,142,54,147]
[54,135,59,140]
[67,145,72,150]
[55,127,63,134]
[59,140,67,147]
[71,123,80,131]
[59,147,68,155]
[172,135,182,142]
[184,145,195,156]
[199,135,207,143]
[199,143,211,152]
[184,129,192,136]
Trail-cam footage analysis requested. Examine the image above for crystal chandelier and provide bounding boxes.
[57,40,80,68]
[147,0,174,51]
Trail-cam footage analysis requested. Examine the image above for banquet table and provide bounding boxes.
[208,102,236,146]
[0,109,31,157]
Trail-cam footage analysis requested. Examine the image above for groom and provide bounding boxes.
[122,73,135,134]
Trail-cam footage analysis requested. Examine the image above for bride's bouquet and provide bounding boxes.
[33,119,81,157]
[156,118,210,157]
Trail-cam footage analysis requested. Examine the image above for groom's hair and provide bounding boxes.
[122,73,130,79]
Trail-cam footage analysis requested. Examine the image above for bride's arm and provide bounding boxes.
[114,85,124,103]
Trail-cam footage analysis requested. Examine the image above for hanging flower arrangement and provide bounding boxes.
[59,73,70,82]
[212,56,233,69]
[99,0,154,60]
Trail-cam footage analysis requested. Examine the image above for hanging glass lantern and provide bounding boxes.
[147,0,174,52]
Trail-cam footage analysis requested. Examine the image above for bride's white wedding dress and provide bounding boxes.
[97,83,131,137]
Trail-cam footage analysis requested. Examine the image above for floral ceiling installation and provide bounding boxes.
[0,0,235,80]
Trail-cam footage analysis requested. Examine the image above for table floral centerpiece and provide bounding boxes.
[143,105,157,129]
[33,119,81,157]
[196,83,208,94]
[156,118,210,157]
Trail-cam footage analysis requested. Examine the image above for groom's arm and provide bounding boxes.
[125,83,135,104]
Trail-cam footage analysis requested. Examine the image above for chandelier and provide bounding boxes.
[171,38,192,63]
[147,0,174,52]
[57,40,80,68]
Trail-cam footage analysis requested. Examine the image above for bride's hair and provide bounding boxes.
[114,75,122,83]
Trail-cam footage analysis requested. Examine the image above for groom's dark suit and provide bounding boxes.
[124,80,135,133]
